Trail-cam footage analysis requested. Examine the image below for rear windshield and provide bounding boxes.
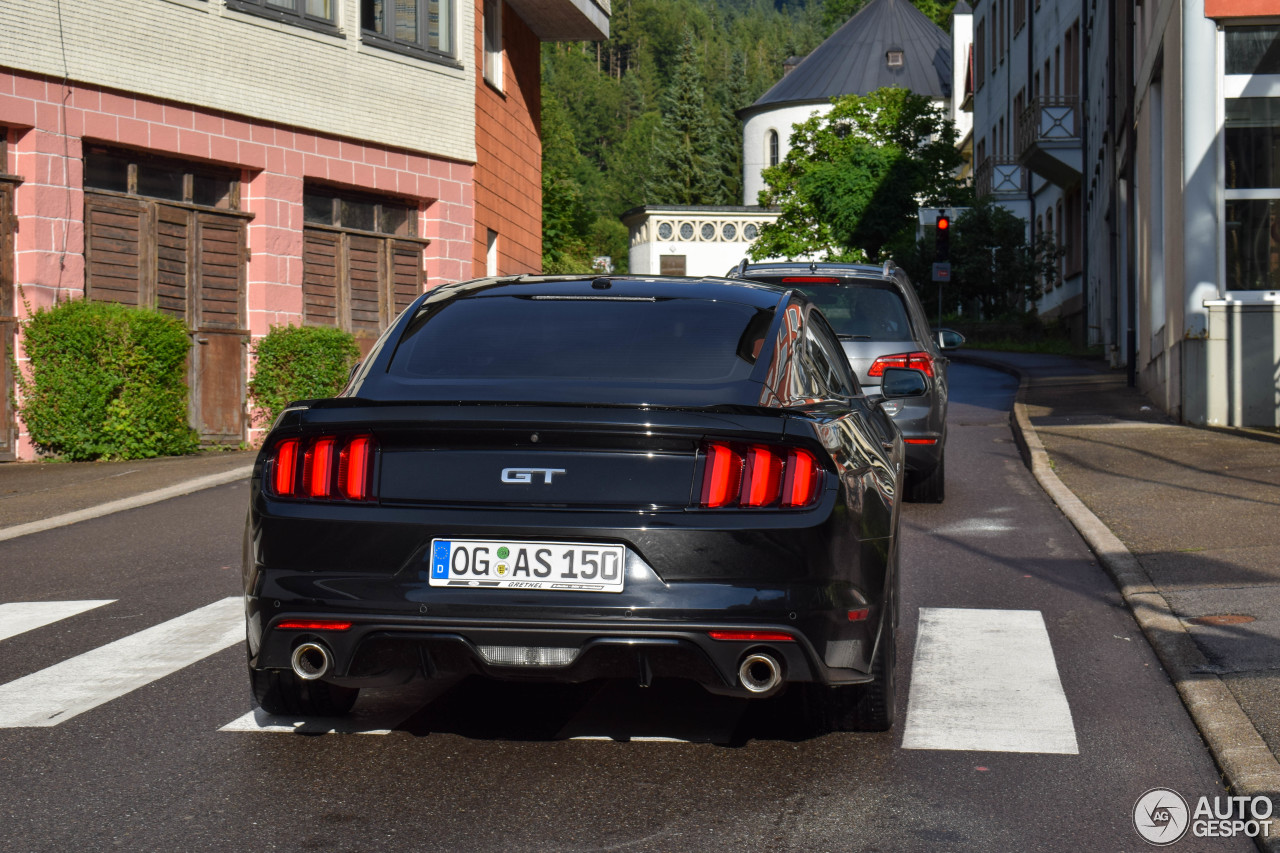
[388,296,772,386]
[752,278,912,341]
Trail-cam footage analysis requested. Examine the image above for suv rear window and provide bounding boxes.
[750,278,912,341]
[389,296,772,384]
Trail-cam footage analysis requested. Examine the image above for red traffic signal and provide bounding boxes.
[936,215,950,231]
[935,214,950,260]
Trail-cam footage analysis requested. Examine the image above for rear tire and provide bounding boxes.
[250,666,359,717]
[906,448,945,503]
[813,581,898,733]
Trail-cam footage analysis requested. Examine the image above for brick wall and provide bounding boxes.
[473,1,543,276]
[1,69,474,458]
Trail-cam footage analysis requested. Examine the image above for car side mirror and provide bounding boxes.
[881,367,929,399]
[936,328,965,350]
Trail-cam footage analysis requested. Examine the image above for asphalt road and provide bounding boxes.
[0,364,1254,852]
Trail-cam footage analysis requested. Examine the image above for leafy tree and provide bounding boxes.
[949,197,1063,317]
[750,87,964,262]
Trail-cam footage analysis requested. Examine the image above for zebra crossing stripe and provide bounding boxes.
[0,597,243,728]
[0,600,115,643]
[901,607,1079,754]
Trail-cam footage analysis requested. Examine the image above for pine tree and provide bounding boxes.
[650,29,723,206]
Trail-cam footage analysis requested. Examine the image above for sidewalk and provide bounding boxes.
[0,449,256,536]
[960,350,1280,843]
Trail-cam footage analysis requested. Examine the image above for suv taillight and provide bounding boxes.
[270,434,377,502]
[867,351,934,378]
[698,441,822,509]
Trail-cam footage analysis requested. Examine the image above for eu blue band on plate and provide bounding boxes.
[431,541,451,577]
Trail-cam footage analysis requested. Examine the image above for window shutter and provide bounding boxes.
[303,229,341,327]
[347,234,383,336]
[155,205,192,321]
[195,214,244,329]
[85,193,147,307]
[391,240,424,314]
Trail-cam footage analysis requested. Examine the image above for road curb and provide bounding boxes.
[959,354,1280,851]
[0,464,254,543]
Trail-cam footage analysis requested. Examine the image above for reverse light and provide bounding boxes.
[698,441,822,509]
[867,351,935,378]
[269,434,378,502]
[708,630,797,642]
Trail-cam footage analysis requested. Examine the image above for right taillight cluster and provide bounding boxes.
[867,351,934,378]
[698,441,823,509]
[269,434,377,502]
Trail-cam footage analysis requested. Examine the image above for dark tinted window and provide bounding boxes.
[1226,27,1280,75]
[390,296,771,384]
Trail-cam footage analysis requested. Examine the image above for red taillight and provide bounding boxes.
[276,620,353,631]
[273,438,299,496]
[270,434,377,502]
[904,438,939,445]
[304,437,336,498]
[867,351,935,378]
[698,441,822,509]
[338,435,373,501]
[782,449,820,507]
[708,630,796,642]
[700,442,745,508]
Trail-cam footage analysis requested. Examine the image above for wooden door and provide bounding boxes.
[190,212,247,443]
[0,181,16,461]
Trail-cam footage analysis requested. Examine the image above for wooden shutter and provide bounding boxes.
[302,229,341,327]
[1,181,15,460]
[391,240,424,314]
[154,204,192,321]
[347,234,383,337]
[195,214,244,330]
[85,193,148,306]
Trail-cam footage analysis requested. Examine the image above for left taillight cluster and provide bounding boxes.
[269,434,377,502]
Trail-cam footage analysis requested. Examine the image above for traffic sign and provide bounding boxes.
[932,262,951,283]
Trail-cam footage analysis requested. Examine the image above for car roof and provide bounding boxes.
[419,274,791,312]
[728,261,906,284]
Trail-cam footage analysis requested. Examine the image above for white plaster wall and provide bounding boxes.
[3,0,475,162]
[742,103,829,205]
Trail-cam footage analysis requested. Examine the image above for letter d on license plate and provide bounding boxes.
[429,539,625,593]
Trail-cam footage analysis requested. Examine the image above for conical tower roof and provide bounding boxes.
[740,0,952,118]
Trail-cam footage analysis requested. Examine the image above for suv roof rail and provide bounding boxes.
[730,258,748,278]
[881,259,896,277]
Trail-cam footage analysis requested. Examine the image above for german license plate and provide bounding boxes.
[428,539,625,592]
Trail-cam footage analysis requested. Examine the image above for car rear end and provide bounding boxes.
[730,265,947,499]
[243,279,898,709]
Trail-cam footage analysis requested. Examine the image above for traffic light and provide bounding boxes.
[935,213,950,261]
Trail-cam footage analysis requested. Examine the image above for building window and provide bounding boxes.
[768,130,779,167]
[226,0,337,29]
[886,50,904,68]
[1225,96,1280,290]
[1226,26,1280,75]
[302,186,426,347]
[362,0,454,59]
[84,147,239,209]
[483,0,503,89]
[975,19,986,90]
[486,229,498,276]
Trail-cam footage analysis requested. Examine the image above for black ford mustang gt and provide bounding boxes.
[243,275,927,731]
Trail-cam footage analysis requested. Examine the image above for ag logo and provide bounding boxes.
[1134,788,1190,846]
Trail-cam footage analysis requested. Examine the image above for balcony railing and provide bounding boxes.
[974,157,1028,197]
[1016,96,1080,157]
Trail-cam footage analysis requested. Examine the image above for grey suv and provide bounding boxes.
[727,260,959,502]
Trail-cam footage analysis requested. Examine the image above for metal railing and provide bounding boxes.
[974,157,1029,197]
[1016,96,1080,158]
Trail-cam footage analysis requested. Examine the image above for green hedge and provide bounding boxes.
[17,299,199,460]
[248,324,360,428]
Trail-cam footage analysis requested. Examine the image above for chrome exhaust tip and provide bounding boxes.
[738,652,782,694]
[291,643,331,681]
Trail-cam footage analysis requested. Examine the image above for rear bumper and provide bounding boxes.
[247,616,879,697]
